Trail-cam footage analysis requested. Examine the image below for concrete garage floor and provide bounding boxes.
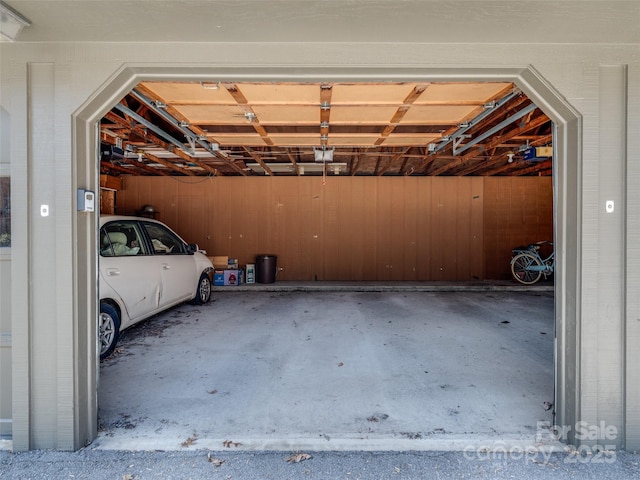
[96,286,557,452]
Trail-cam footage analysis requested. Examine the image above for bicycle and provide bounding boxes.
[510,241,554,285]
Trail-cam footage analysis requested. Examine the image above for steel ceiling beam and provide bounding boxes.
[453,103,538,156]
[113,102,190,153]
[130,89,219,156]
[130,88,247,175]
[430,89,522,155]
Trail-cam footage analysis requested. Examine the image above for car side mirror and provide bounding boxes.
[187,243,198,254]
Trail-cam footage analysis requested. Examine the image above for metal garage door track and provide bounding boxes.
[96,287,557,452]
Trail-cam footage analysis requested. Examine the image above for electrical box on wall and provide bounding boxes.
[523,146,553,161]
[77,189,95,212]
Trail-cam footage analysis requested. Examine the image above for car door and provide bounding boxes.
[100,220,162,324]
[141,221,196,307]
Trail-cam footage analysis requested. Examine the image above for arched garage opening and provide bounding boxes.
[73,66,580,448]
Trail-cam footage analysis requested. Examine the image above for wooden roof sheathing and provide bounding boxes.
[100,81,552,177]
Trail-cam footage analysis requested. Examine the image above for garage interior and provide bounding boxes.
[100,80,554,282]
[96,79,556,450]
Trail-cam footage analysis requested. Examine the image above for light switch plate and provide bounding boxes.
[605,200,614,213]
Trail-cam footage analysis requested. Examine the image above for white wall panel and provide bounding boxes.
[625,62,640,450]
[27,62,58,448]
[591,65,627,446]
[0,121,12,436]
[0,258,11,437]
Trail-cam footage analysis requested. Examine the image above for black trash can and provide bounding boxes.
[255,254,278,284]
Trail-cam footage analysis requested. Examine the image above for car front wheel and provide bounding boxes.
[99,302,120,360]
[191,272,212,305]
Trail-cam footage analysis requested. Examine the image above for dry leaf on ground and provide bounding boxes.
[223,439,242,448]
[181,433,198,447]
[207,452,225,467]
[286,452,312,463]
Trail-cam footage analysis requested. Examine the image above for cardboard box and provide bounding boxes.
[228,258,239,269]
[213,270,225,286]
[210,256,229,269]
[245,264,255,284]
[223,269,243,286]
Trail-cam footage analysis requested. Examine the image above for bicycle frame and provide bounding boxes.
[525,258,554,273]
[513,243,554,269]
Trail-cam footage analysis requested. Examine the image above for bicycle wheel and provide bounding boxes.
[511,252,543,285]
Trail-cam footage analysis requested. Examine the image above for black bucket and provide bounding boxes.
[255,254,278,283]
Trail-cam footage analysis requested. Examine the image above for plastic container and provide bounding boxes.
[255,254,277,283]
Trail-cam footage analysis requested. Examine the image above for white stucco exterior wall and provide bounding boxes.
[0,1,638,451]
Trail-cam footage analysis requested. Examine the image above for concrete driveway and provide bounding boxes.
[96,288,555,452]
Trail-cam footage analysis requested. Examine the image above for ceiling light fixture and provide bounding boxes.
[247,162,346,175]
[200,82,220,90]
[0,1,30,42]
[246,163,295,174]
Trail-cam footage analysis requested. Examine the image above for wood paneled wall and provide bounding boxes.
[115,176,552,281]
[483,177,554,279]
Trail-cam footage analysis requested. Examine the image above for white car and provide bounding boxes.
[99,215,214,359]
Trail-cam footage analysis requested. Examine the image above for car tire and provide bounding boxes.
[99,302,120,360]
[191,272,212,305]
